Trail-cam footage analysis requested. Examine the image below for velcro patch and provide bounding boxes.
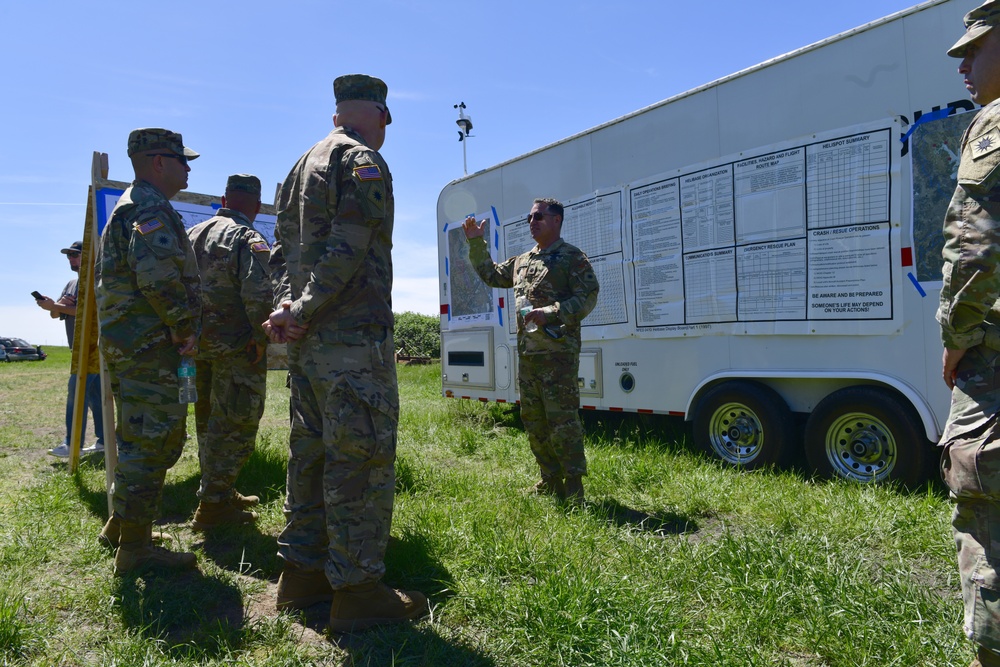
[251,241,270,252]
[136,218,165,235]
[972,127,1000,160]
[367,183,386,211]
[353,164,382,181]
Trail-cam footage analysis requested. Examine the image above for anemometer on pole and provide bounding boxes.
[454,101,473,175]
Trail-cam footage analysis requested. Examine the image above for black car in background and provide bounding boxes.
[0,337,46,362]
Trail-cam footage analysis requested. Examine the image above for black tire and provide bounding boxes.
[693,380,795,469]
[804,386,929,486]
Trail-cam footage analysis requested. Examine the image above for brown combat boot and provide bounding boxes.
[564,475,585,506]
[328,581,429,633]
[191,497,258,531]
[98,516,172,550]
[526,476,566,499]
[233,490,259,507]
[113,522,196,576]
[276,561,334,610]
[975,646,1000,667]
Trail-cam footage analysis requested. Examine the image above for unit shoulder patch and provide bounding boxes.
[972,127,1000,160]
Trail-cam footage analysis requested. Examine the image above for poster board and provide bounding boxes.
[440,118,901,341]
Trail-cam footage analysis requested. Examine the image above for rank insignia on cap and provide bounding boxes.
[251,241,270,252]
[136,218,165,235]
[353,165,382,181]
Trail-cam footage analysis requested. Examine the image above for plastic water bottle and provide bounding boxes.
[516,295,538,333]
[178,357,197,404]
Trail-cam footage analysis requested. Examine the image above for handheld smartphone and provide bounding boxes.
[30,291,44,300]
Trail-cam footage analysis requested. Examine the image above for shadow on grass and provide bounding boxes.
[196,523,282,580]
[580,411,697,456]
[112,567,246,659]
[280,531,492,666]
[73,443,289,524]
[590,498,699,536]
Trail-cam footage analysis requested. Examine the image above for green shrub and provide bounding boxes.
[394,311,440,358]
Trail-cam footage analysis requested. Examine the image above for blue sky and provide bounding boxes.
[0,0,956,345]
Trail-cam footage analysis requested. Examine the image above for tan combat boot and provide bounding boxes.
[526,475,566,499]
[191,497,258,531]
[233,490,259,507]
[276,561,334,610]
[564,475,585,506]
[98,516,172,550]
[974,646,1000,667]
[328,581,429,633]
[113,522,196,576]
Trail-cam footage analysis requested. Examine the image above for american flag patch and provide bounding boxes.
[136,218,165,235]
[353,165,382,181]
[251,241,269,252]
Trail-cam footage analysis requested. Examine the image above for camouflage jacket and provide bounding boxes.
[270,126,393,331]
[187,209,272,356]
[938,98,1000,350]
[96,179,200,365]
[469,236,599,356]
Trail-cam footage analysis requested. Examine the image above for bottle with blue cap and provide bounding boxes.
[178,357,197,404]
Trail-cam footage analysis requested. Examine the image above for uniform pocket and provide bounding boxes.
[970,554,1000,648]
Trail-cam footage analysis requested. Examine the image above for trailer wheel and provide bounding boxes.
[693,381,794,469]
[804,386,928,486]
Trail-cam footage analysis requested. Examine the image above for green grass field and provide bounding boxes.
[0,348,971,666]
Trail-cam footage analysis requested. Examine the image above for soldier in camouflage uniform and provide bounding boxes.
[95,128,201,575]
[463,198,599,504]
[938,4,1000,666]
[186,174,271,530]
[266,74,428,631]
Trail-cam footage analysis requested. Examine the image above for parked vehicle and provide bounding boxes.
[0,337,47,362]
[436,0,969,486]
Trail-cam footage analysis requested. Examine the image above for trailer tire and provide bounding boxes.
[804,386,928,486]
[693,381,794,469]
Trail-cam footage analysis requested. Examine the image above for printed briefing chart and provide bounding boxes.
[628,123,894,331]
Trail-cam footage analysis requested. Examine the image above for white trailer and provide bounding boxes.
[436,0,979,485]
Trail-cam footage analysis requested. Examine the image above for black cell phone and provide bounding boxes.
[31,291,44,300]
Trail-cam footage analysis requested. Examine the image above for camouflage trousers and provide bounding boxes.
[278,326,399,588]
[518,352,587,479]
[941,344,1000,653]
[107,342,188,525]
[194,349,266,503]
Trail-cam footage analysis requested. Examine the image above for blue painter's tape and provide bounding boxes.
[445,256,449,277]
[901,107,953,144]
[491,206,500,249]
[908,272,927,297]
[498,303,503,326]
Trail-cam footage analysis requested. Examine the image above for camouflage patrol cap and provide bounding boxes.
[334,74,392,124]
[948,0,1000,57]
[225,173,261,197]
[126,128,200,159]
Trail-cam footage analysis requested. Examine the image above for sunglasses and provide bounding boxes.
[528,212,557,222]
[148,153,189,166]
[66,252,81,258]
